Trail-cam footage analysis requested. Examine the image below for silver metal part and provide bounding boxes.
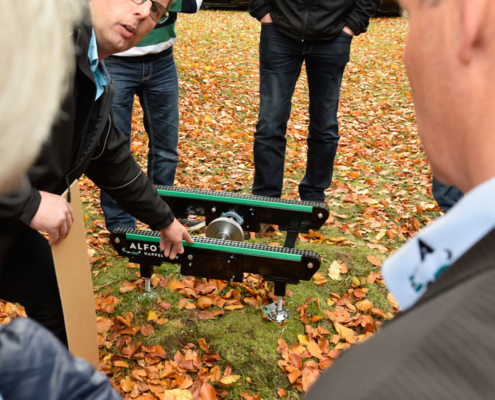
[206,217,244,242]
[138,278,159,300]
[211,207,217,213]
[115,237,120,244]
[307,262,314,269]
[262,298,290,323]
[187,254,193,260]
[318,213,323,219]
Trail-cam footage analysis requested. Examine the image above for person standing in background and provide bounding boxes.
[249,0,381,203]
[101,0,203,232]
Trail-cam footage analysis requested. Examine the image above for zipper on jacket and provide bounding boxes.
[300,0,311,41]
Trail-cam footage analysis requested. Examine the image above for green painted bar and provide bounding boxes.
[157,189,312,212]
[125,233,302,262]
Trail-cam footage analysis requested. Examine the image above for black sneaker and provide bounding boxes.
[179,217,206,231]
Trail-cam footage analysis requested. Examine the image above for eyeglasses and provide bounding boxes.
[131,0,170,24]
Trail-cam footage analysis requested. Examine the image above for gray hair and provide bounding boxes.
[0,0,84,192]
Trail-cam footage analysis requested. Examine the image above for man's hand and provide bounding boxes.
[160,219,194,260]
[343,26,355,36]
[260,13,272,23]
[30,191,74,245]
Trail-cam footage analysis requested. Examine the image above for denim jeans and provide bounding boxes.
[432,176,463,212]
[252,24,352,202]
[101,50,179,231]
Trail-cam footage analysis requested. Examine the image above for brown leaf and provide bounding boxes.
[140,324,153,337]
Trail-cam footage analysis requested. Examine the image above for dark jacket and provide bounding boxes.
[0,23,174,257]
[306,227,495,400]
[0,318,122,400]
[249,0,381,42]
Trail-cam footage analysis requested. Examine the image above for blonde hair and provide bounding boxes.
[0,0,84,193]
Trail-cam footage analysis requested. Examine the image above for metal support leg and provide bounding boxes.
[262,297,290,323]
[139,264,158,300]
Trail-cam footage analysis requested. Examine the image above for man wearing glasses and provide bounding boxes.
[100,0,203,234]
[0,0,193,346]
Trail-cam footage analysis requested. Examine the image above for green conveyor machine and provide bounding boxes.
[110,186,329,322]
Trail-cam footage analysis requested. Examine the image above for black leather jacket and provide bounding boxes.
[0,23,174,257]
[249,0,381,42]
[0,318,122,400]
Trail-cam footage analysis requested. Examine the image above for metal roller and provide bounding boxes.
[206,217,244,242]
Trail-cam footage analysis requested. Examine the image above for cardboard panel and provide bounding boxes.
[51,180,99,368]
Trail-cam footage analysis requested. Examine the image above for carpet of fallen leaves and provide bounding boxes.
[1,11,443,400]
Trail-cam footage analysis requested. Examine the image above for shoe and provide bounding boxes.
[179,217,206,231]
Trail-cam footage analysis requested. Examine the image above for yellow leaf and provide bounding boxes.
[326,298,335,306]
[387,293,399,308]
[161,389,193,400]
[298,335,309,345]
[328,261,342,280]
[352,277,361,286]
[148,311,157,321]
[219,375,241,387]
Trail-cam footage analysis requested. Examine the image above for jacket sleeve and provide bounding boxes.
[85,116,174,231]
[0,178,41,225]
[171,0,203,13]
[0,318,122,400]
[249,0,272,21]
[344,0,381,36]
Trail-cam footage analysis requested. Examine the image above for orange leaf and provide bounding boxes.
[198,338,210,352]
[367,255,382,267]
[307,341,323,359]
[333,321,356,344]
[356,299,373,312]
[197,296,214,309]
[200,382,217,400]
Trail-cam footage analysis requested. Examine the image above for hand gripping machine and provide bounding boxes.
[110,186,329,322]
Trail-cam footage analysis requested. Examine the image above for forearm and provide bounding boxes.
[0,178,41,225]
[249,0,272,21]
[86,124,174,230]
[345,0,382,35]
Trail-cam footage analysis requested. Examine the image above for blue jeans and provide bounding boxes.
[101,50,179,231]
[432,177,463,212]
[252,24,352,202]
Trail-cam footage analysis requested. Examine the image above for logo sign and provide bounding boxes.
[121,241,164,259]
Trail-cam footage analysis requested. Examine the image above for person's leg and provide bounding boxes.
[252,24,304,198]
[138,52,179,187]
[0,226,67,346]
[299,32,352,202]
[100,57,140,231]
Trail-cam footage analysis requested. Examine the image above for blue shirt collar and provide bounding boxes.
[87,29,107,100]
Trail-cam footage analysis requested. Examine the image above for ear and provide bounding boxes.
[458,0,489,63]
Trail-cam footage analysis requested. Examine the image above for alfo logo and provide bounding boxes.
[122,241,164,259]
